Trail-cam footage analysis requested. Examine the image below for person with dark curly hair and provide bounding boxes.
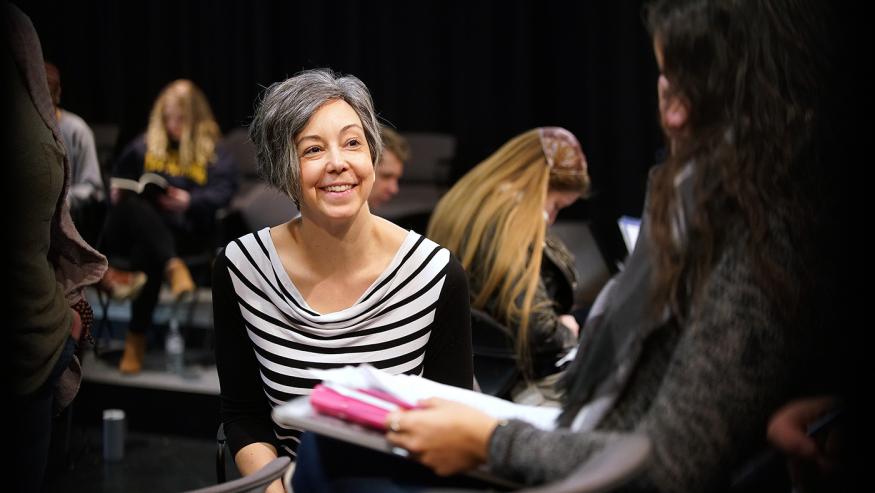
[291,0,842,490]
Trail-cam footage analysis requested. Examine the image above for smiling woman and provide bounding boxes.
[295,100,375,224]
[211,68,473,492]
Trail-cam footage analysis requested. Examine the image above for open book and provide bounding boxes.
[271,365,560,488]
[110,172,168,199]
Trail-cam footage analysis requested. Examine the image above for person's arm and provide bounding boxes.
[212,252,280,475]
[390,235,806,489]
[421,255,474,389]
[110,137,145,182]
[521,281,578,349]
[188,148,238,221]
[109,138,145,204]
[67,116,104,203]
[234,443,284,493]
[488,237,803,489]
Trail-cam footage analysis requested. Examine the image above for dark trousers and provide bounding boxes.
[292,432,504,492]
[99,194,209,333]
[12,337,76,493]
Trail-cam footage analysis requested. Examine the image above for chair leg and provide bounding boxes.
[63,401,74,469]
[185,288,199,328]
[92,288,115,357]
[216,423,227,483]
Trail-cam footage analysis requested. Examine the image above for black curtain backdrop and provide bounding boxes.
[23,0,665,262]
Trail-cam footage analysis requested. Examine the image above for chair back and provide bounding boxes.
[401,132,456,185]
[222,127,258,183]
[471,308,519,399]
[217,127,299,240]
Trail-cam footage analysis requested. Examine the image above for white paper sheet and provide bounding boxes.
[309,364,560,430]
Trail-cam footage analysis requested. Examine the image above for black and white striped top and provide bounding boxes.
[214,228,473,457]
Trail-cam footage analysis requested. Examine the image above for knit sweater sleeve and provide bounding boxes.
[213,251,278,457]
[487,238,803,490]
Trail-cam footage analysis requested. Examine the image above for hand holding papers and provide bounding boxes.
[272,365,548,488]
[302,364,561,431]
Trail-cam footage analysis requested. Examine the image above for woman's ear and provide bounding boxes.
[658,74,689,132]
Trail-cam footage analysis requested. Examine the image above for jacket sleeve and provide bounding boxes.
[516,280,577,360]
[487,237,806,491]
[67,116,105,204]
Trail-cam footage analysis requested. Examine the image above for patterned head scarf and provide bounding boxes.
[538,127,588,176]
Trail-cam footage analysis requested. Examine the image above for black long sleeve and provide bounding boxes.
[422,256,474,390]
[213,251,278,457]
[213,243,475,457]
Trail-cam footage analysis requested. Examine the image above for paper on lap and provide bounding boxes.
[309,364,560,431]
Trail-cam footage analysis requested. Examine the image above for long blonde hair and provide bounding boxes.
[428,128,589,372]
[146,79,220,169]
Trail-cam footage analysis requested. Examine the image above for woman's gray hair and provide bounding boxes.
[249,68,383,206]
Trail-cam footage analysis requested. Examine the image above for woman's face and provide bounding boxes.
[544,189,581,225]
[295,99,374,222]
[163,99,187,143]
[653,37,689,149]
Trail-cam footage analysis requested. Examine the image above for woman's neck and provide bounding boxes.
[292,210,380,273]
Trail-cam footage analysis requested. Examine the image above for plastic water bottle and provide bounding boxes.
[165,317,185,375]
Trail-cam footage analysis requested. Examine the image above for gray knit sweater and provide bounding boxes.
[488,196,810,491]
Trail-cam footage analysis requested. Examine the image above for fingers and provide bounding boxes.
[385,410,401,431]
[768,396,837,460]
[385,411,403,433]
[384,411,425,456]
[769,416,818,458]
[417,397,438,408]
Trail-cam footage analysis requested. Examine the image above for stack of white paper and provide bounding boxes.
[309,364,560,431]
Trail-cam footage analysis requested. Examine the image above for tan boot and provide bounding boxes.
[100,267,148,300]
[165,257,195,299]
[119,331,147,374]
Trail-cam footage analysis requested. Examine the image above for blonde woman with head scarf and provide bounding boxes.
[428,127,590,405]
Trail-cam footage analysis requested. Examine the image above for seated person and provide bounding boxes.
[99,79,238,374]
[212,68,473,490]
[291,0,840,490]
[45,62,106,246]
[368,124,410,211]
[427,127,589,405]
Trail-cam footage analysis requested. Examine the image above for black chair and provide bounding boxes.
[470,308,520,400]
[216,423,229,483]
[217,126,299,243]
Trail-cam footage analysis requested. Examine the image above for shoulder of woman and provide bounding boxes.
[441,252,468,283]
[375,216,410,244]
